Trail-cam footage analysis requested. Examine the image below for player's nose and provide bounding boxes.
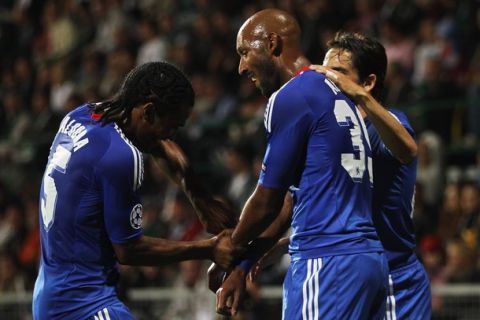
[238,58,247,76]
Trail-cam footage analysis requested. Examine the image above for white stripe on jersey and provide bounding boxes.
[97,310,105,320]
[264,91,278,133]
[263,76,297,133]
[114,124,144,191]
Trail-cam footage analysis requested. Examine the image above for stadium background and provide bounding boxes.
[0,0,479,319]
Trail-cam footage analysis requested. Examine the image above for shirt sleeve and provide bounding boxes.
[259,86,314,189]
[98,140,144,244]
[376,110,416,159]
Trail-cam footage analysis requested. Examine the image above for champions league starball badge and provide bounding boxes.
[130,204,143,229]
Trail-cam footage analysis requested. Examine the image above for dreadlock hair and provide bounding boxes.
[327,32,387,102]
[94,61,195,125]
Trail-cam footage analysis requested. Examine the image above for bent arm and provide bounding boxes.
[231,184,287,247]
[242,192,292,261]
[356,93,417,164]
[310,65,417,163]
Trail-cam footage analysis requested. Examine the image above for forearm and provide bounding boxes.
[115,236,213,266]
[243,193,292,261]
[231,185,286,247]
[357,93,417,163]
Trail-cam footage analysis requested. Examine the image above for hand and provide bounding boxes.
[249,237,289,281]
[216,267,247,316]
[309,64,367,103]
[207,262,227,293]
[211,229,245,270]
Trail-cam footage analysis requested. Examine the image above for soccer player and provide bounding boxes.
[32,62,241,320]
[316,31,431,320]
[216,9,388,319]
[251,32,432,319]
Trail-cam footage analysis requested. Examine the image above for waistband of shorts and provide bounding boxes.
[389,255,422,273]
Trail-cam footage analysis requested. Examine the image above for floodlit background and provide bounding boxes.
[0,0,479,319]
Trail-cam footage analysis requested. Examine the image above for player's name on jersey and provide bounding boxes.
[58,116,89,152]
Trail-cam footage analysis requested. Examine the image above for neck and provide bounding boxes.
[278,53,311,85]
[117,119,143,150]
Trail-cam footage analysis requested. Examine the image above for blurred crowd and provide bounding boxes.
[0,0,479,319]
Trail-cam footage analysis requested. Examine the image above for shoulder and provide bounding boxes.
[97,124,144,191]
[265,71,335,133]
[387,108,415,136]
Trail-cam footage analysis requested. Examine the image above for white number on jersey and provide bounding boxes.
[334,100,373,183]
[41,143,72,231]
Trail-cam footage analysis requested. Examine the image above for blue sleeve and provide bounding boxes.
[98,141,143,244]
[375,109,416,159]
[258,87,313,188]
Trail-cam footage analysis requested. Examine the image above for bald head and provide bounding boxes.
[236,9,308,97]
[238,9,302,49]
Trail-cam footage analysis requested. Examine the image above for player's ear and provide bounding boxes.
[267,32,282,56]
[363,74,377,94]
[142,102,156,123]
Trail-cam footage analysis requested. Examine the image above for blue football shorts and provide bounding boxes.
[282,251,388,320]
[386,258,432,320]
[89,301,134,320]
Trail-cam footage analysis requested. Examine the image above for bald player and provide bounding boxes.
[216,9,388,319]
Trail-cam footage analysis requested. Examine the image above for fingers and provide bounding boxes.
[309,64,325,73]
[326,69,339,80]
[231,286,242,316]
[249,264,259,282]
[309,64,339,81]
[216,287,233,316]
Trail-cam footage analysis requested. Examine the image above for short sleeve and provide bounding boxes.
[374,110,416,159]
[259,87,313,188]
[98,140,144,244]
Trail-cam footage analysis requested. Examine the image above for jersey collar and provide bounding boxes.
[294,65,311,77]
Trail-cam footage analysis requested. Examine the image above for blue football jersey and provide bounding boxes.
[33,104,144,320]
[366,109,418,269]
[258,70,383,259]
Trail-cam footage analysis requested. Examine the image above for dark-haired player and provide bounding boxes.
[316,31,431,319]
[32,62,240,320]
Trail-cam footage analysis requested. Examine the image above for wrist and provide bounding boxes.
[233,265,248,278]
[237,258,254,273]
[355,90,371,104]
[205,236,217,260]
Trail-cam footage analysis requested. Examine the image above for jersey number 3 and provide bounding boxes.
[41,143,72,231]
[334,100,372,184]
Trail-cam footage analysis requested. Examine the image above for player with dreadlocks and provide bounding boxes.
[32,61,241,320]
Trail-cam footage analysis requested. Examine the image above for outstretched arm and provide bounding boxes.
[151,140,237,234]
[112,229,244,269]
[310,65,417,164]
